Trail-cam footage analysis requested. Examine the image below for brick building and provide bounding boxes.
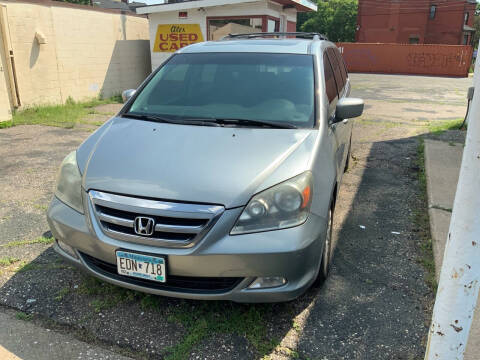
[356,0,477,45]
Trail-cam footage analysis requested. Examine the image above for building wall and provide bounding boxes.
[425,1,475,44]
[0,6,13,120]
[357,0,476,45]
[0,0,151,112]
[147,1,297,69]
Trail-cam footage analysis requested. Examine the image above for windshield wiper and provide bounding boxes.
[122,112,183,124]
[122,113,220,127]
[123,113,297,128]
[183,118,298,129]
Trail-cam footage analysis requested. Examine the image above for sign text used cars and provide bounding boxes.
[153,24,204,52]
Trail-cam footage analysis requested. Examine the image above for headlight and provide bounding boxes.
[54,151,84,214]
[231,172,313,235]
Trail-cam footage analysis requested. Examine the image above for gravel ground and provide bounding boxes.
[0,74,472,359]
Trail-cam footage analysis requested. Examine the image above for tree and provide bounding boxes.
[298,0,358,42]
[474,15,480,49]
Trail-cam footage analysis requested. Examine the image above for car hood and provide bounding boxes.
[78,117,316,208]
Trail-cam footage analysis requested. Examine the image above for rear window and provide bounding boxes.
[327,48,345,96]
[335,49,348,83]
[128,53,316,128]
[323,53,338,104]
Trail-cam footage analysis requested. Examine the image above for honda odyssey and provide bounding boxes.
[47,33,364,302]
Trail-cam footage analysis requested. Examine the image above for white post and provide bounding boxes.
[425,49,480,358]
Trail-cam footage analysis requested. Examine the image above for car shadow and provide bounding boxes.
[295,135,434,359]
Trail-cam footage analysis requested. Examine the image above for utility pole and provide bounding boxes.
[424,47,480,358]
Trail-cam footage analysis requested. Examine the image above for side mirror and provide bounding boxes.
[122,89,136,103]
[334,97,364,123]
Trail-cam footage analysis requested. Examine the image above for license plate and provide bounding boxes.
[116,251,166,283]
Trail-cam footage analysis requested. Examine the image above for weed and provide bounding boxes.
[427,118,464,135]
[15,312,33,321]
[15,261,69,273]
[165,302,278,360]
[3,96,121,129]
[0,256,20,266]
[140,294,163,311]
[0,257,20,266]
[0,120,13,129]
[1,236,54,248]
[292,320,301,332]
[55,286,70,301]
[78,276,138,313]
[415,138,437,292]
[358,118,401,128]
[15,261,40,273]
[34,204,49,211]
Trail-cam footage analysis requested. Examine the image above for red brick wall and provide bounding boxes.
[356,0,476,45]
[337,42,473,77]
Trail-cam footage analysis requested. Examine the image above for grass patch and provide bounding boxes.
[357,118,401,128]
[427,118,464,135]
[79,276,138,312]
[75,279,277,359]
[15,312,33,321]
[415,138,437,292]
[55,286,70,301]
[1,236,54,248]
[0,257,20,267]
[165,302,278,360]
[140,294,164,311]
[33,204,49,211]
[15,261,69,273]
[1,96,121,129]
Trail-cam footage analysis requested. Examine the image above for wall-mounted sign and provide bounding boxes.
[153,24,204,52]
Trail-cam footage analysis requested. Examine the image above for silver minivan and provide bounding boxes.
[47,33,364,303]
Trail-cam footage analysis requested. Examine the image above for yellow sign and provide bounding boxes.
[153,24,204,53]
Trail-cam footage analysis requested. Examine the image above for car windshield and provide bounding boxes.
[127,53,315,128]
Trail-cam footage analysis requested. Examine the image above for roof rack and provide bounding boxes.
[221,32,329,41]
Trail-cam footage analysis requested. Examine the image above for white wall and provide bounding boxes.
[147,0,297,69]
[0,1,150,110]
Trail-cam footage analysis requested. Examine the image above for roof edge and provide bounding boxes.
[136,0,316,14]
[0,0,146,17]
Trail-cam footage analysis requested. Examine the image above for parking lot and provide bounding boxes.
[0,73,471,359]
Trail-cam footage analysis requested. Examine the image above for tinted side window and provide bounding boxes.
[334,48,348,83]
[323,53,338,104]
[327,48,345,96]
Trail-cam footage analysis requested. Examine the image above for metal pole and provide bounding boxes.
[425,44,480,359]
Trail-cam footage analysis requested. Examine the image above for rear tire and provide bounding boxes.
[344,137,352,173]
[315,203,334,284]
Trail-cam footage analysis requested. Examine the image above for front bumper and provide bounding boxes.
[47,196,327,303]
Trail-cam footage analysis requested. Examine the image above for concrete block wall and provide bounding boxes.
[0,0,151,109]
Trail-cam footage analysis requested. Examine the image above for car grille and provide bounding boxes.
[80,252,242,294]
[88,190,224,248]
